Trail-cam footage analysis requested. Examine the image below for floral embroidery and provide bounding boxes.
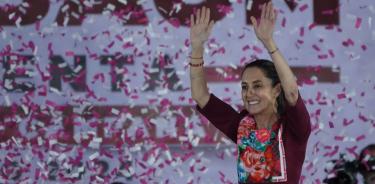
[255,128,271,143]
[240,131,274,152]
[237,115,287,183]
[237,117,255,140]
[240,146,273,182]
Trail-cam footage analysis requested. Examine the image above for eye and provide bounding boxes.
[254,84,262,89]
[241,85,247,90]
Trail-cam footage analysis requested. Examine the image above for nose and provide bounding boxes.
[245,87,254,97]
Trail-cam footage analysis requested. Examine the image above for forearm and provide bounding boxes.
[263,39,299,105]
[190,46,210,108]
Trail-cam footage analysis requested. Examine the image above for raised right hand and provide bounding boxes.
[190,7,215,49]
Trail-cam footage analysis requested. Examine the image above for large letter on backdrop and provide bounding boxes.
[0,0,49,26]
[0,106,23,142]
[313,0,339,25]
[154,0,232,27]
[49,55,86,92]
[142,54,183,91]
[55,0,149,26]
[1,55,36,92]
[100,55,135,92]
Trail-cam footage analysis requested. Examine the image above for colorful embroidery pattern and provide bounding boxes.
[237,115,287,183]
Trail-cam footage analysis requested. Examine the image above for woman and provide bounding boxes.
[189,2,311,183]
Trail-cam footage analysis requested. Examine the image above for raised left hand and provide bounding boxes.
[250,2,277,44]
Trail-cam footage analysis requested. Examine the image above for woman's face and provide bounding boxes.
[241,67,280,116]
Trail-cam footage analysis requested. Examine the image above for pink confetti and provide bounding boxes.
[343,118,354,126]
[122,42,134,49]
[361,44,367,51]
[107,41,115,48]
[342,38,355,47]
[167,18,180,28]
[312,44,320,51]
[346,146,359,158]
[356,135,366,141]
[184,39,190,47]
[299,4,308,12]
[65,51,75,56]
[210,47,225,56]
[328,121,334,128]
[355,17,362,29]
[318,54,328,60]
[252,46,263,54]
[281,17,286,27]
[334,136,344,141]
[328,49,335,57]
[47,42,53,57]
[337,93,346,99]
[308,23,316,30]
[242,45,250,51]
[305,162,313,171]
[216,4,233,15]
[359,113,369,122]
[324,146,339,157]
[299,27,304,37]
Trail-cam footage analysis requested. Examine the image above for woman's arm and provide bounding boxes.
[250,2,299,106]
[189,7,215,108]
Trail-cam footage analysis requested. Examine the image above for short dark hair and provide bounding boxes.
[242,59,286,115]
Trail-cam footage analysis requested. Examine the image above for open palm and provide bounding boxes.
[190,7,215,49]
[250,2,277,43]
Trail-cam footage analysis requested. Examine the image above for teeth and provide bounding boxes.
[249,101,259,105]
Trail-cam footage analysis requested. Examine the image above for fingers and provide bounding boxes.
[271,9,277,22]
[260,1,275,20]
[204,7,210,24]
[200,7,205,24]
[266,1,272,20]
[190,14,194,27]
[201,7,211,24]
[196,8,201,24]
[191,6,212,26]
[193,7,211,25]
[261,3,266,20]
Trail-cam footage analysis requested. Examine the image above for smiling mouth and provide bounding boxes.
[248,101,259,105]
